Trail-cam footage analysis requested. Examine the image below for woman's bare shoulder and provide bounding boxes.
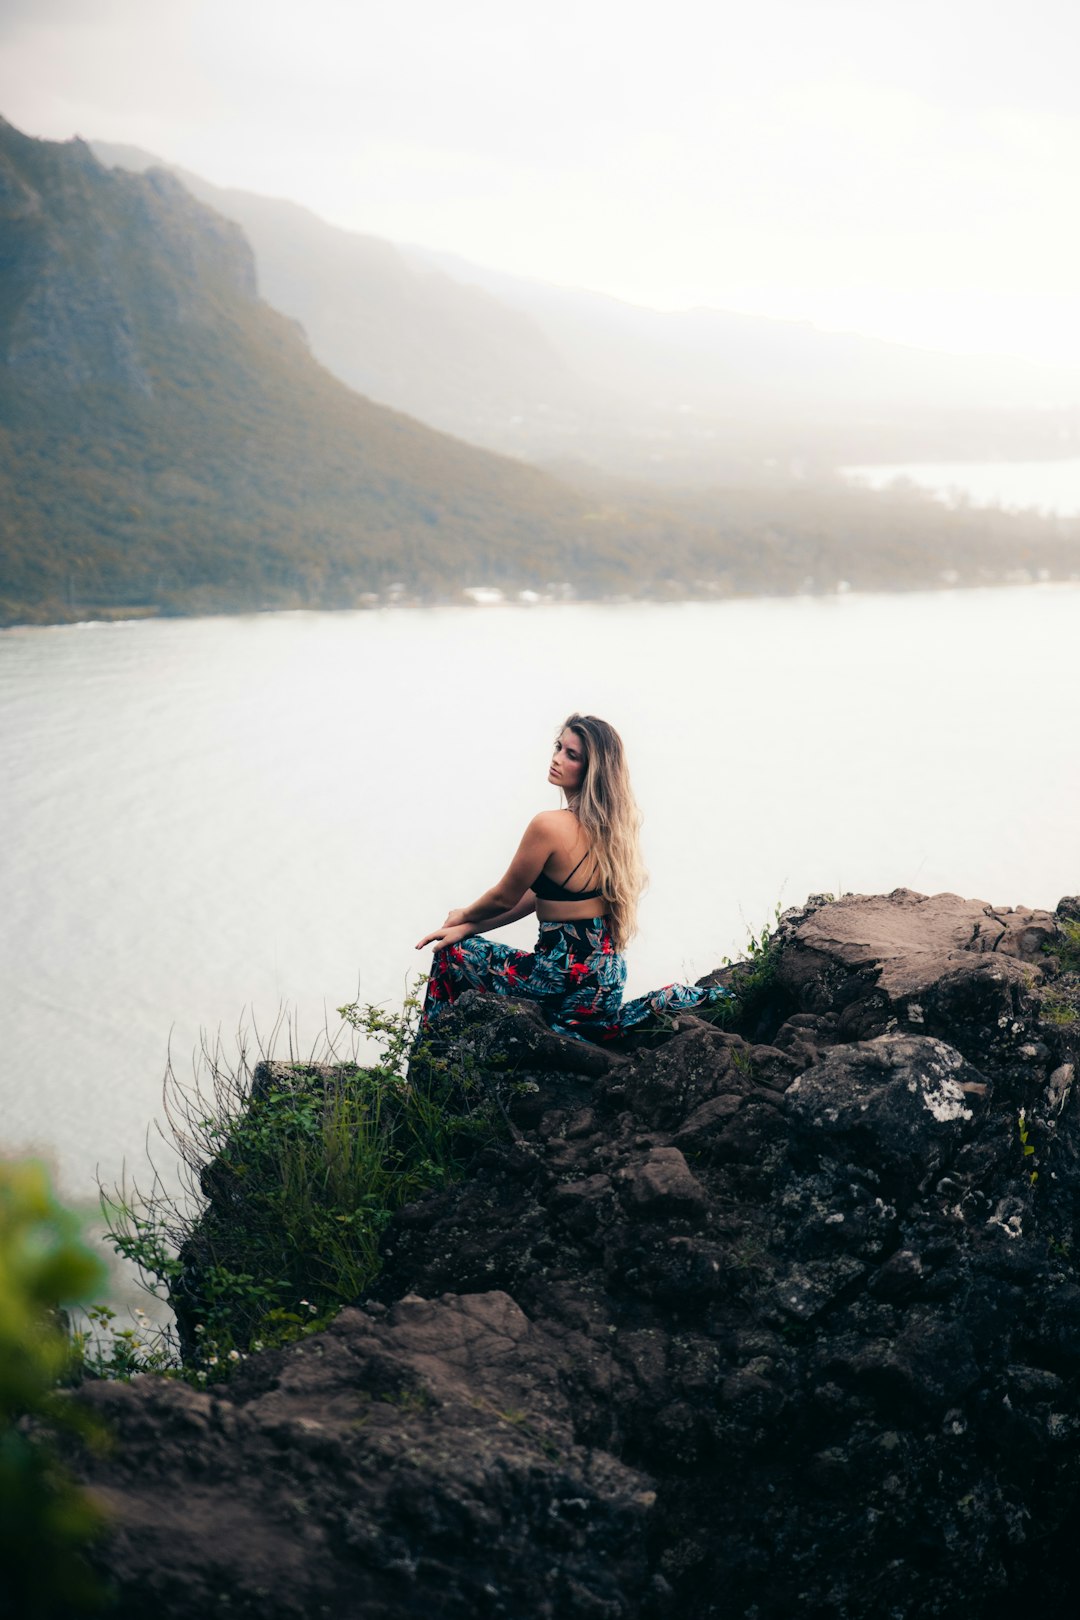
[529,808,569,830]
[521,808,570,845]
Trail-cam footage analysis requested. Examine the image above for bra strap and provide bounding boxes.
[563,850,589,884]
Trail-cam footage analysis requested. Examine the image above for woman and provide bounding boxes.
[415,714,731,1042]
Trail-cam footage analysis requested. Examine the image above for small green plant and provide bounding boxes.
[747,905,784,962]
[720,903,784,974]
[730,1047,756,1081]
[1039,993,1080,1029]
[696,902,786,1034]
[1047,918,1080,975]
[0,1160,112,1616]
[97,986,505,1375]
[729,1237,769,1274]
[66,1303,175,1382]
[381,1384,432,1415]
[1018,1109,1038,1185]
[470,1395,560,1459]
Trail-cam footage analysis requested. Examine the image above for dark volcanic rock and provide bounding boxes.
[76,1291,652,1619]
[68,891,1080,1618]
[770,887,1055,1059]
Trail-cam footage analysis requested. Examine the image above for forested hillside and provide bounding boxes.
[0,118,600,622]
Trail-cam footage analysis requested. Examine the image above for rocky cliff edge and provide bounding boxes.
[69,889,1080,1619]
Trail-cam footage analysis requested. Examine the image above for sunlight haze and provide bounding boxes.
[3,0,1080,367]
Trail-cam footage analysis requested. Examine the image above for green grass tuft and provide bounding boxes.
[1039,993,1080,1028]
[90,988,504,1382]
[1050,918,1080,975]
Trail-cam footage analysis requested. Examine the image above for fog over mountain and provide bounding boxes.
[409,244,1080,414]
[90,141,603,461]
[5,118,1080,627]
[93,140,1080,484]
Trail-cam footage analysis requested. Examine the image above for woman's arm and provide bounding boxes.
[415,814,555,951]
[457,813,555,923]
[472,893,538,931]
[415,893,535,952]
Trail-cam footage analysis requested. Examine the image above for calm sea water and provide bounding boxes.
[3,590,1080,1229]
[843,457,1080,515]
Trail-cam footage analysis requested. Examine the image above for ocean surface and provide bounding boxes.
[843,457,1080,515]
[4,589,1080,1246]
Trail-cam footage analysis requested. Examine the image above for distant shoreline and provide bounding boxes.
[5,574,1080,636]
[841,454,1080,516]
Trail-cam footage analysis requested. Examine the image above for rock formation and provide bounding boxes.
[68,890,1080,1618]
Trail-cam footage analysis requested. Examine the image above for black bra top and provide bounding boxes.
[532,849,605,904]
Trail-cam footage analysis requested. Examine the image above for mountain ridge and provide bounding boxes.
[92,137,1080,479]
[0,118,601,622]
[90,139,601,458]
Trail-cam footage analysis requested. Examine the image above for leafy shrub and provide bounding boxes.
[0,1160,112,1616]
[98,988,503,1375]
[694,903,786,1036]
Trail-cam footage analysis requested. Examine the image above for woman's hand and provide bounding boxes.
[415,922,473,952]
[442,908,467,927]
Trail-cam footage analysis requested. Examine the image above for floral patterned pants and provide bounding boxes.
[422,917,732,1043]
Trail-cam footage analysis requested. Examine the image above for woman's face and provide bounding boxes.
[549,728,586,794]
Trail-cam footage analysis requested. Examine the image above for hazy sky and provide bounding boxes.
[3,0,1079,366]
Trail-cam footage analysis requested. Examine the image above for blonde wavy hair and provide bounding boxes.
[559,713,646,950]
